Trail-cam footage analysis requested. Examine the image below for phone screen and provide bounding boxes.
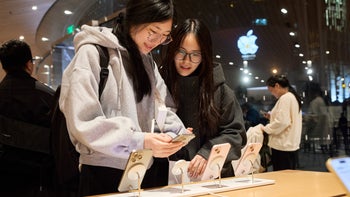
[329,157,350,192]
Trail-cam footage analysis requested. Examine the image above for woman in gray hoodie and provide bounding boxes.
[59,0,189,195]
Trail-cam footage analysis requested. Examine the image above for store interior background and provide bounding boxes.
[0,0,349,171]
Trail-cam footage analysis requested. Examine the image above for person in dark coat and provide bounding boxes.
[0,39,55,197]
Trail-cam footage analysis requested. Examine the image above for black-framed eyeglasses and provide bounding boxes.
[147,28,172,45]
[175,48,202,63]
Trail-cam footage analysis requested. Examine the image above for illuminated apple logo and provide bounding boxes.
[237,29,259,55]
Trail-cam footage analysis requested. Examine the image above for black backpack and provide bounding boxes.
[50,44,109,191]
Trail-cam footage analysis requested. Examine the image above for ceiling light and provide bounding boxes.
[242,76,250,83]
[289,32,295,36]
[41,37,49,41]
[281,8,288,14]
[64,10,73,15]
[229,1,234,8]
[215,55,221,59]
[33,56,42,60]
[307,69,313,74]
[32,6,37,11]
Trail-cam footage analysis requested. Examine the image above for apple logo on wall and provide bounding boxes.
[237,29,259,60]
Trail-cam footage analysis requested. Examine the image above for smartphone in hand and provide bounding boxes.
[172,133,195,144]
[260,110,270,119]
[260,110,269,116]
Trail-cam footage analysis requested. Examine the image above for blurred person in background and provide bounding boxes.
[338,112,349,153]
[307,83,331,153]
[241,102,261,130]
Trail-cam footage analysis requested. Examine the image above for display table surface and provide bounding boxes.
[91,170,347,197]
[199,170,347,197]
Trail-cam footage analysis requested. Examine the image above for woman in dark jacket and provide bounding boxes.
[160,18,247,180]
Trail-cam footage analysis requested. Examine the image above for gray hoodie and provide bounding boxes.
[59,25,186,170]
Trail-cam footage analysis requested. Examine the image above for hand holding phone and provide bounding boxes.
[260,110,270,119]
[259,110,266,115]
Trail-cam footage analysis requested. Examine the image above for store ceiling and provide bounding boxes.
[0,0,55,78]
[0,0,349,87]
[0,0,55,59]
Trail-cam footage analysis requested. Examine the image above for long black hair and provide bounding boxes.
[266,75,302,111]
[113,0,176,102]
[160,18,220,137]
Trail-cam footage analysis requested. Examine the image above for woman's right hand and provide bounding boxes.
[144,133,184,158]
[261,111,270,120]
[187,154,207,178]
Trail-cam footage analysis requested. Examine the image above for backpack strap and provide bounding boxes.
[95,44,109,100]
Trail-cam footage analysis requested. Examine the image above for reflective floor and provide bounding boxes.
[261,134,350,173]
[296,148,332,172]
[287,143,349,172]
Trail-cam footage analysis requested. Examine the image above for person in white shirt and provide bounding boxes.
[261,75,302,171]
